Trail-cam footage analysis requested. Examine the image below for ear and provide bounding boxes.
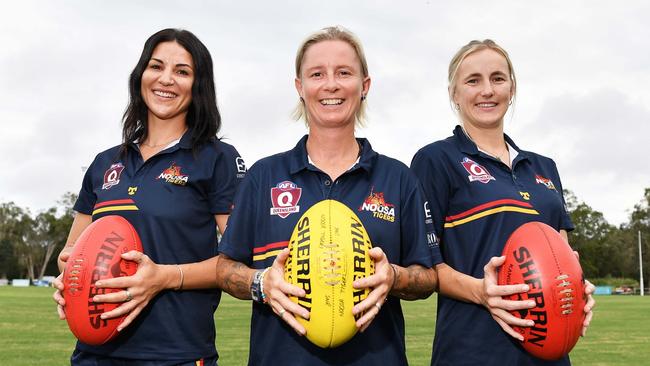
[361,76,371,96]
[294,77,303,98]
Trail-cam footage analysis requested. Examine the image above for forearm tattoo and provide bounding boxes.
[391,265,437,300]
[216,255,254,299]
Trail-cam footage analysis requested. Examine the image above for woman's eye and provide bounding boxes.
[466,79,478,85]
[149,64,162,70]
[177,69,190,76]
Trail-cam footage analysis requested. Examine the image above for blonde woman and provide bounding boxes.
[411,40,595,365]
[216,26,439,365]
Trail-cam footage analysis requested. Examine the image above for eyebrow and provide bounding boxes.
[464,71,507,79]
[150,57,193,69]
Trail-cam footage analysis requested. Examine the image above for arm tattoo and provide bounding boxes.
[390,264,437,300]
[216,255,255,300]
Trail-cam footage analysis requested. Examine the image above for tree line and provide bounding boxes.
[1,189,648,286]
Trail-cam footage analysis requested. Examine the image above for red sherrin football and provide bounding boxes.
[64,215,142,345]
[498,222,586,360]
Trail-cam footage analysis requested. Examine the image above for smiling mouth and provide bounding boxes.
[320,98,343,106]
[476,102,497,108]
[153,90,177,99]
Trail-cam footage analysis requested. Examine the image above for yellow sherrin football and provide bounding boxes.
[284,199,374,348]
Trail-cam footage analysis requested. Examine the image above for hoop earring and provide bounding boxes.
[300,97,305,104]
[454,103,460,111]
[361,94,366,101]
[508,99,513,106]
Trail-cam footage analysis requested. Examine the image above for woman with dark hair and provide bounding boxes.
[52,28,244,365]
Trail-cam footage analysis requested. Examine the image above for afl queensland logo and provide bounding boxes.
[270,181,302,218]
[102,163,125,190]
[461,157,495,184]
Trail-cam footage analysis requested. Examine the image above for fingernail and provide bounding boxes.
[528,321,535,326]
[95,281,102,286]
[528,301,535,307]
[92,296,99,302]
[522,285,529,291]
[100,314,107,320]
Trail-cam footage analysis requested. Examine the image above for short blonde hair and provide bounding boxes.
[447,39,516,109]
[292,26,369,126]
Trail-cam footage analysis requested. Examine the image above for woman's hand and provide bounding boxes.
[52,246,74,320]
[582,279,596,336]
[92,251,167,332]
[479,256,536,341]
[351,247,394,332]
[263,248,309,335]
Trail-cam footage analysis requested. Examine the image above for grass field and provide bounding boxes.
[1,287,648,365]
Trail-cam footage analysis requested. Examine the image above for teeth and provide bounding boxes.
[321,99,343,105]
[477,103,496,107]
[154,90,177,98]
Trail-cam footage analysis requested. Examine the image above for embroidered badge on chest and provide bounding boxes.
[535,174,557,191]
[270,181,302,218]
[461,157,496,184]
[359,186,395,222]
[102,163,125,190]
[157,163,189,186]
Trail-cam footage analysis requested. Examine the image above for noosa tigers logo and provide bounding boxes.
[359,187,395,222]
[535,175,557,191]
[270,181,302,218]
[157,163,189,186]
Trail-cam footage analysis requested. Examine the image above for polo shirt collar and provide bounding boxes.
[177,128,195,149]
[453,124,529,162]
[128,128,196,151]
[289,134,377,175]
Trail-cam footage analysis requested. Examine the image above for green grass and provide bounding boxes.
[1,287,649,365]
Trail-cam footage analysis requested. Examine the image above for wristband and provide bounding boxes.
[251,270,264,303]
[259,267,271,303]
[175,265,184,291]
[390,264,398,290]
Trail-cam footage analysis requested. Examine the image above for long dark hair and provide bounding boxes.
[121,28,221,152]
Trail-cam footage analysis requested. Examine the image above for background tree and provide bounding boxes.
[564,190,618,278]
[0,202,34,279]
[44,193,76,276]
[0,193,76,281]
[623,188,650,286]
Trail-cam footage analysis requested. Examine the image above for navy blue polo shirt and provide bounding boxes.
[411,125,574,366]
[73,130,245,362]
[219,135,441,366]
